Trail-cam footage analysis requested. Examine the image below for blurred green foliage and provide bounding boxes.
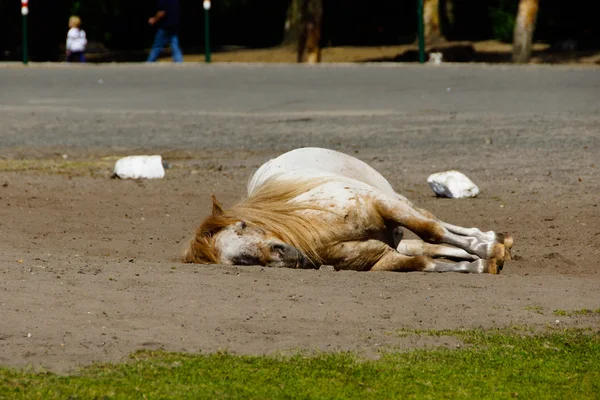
[0,0,597,61]
[488,0,518,43]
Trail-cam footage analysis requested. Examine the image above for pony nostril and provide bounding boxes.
[271,244,286,254]
[296,254,307,269]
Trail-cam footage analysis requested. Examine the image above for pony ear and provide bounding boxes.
[211,194,224,216]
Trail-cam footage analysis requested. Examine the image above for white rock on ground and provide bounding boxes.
[113,155,165,179]
[427,170,480,198]
[428,52,443,64]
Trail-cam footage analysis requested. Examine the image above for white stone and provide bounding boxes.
[113,155,165,180]
[428,52,443,64]
[427,170,480,198]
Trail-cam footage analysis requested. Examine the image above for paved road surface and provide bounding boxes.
[0,64,598,152]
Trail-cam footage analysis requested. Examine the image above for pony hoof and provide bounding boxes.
[487,243,505,273]
[485,258,503,274]
[496,233,513,260]
[503,233,513,261]
[495,232,513,249]
[490,242,505,260]
[503,233,513,250]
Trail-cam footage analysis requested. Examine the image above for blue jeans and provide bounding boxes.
[147,28,183,63]
[66,51,86,63]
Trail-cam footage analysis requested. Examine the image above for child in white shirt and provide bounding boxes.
[66,16,87,63]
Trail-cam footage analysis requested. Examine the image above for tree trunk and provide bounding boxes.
[424,0,445,44]
[440,0,454,39]
[297,0,323,63]
[512,0,539,63]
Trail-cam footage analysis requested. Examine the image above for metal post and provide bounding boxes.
[203,0,211,63]
[21,0,29,65]
[417,0,425,64]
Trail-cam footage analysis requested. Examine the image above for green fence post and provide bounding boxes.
[22,0,29,65]
[203,0,211,63]
[417,0,425,64]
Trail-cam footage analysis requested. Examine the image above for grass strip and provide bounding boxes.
[1,329,598,399]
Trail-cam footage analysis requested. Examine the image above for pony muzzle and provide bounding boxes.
[268,243,309,269]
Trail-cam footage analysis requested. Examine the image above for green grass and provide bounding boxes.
[390,325,537,338]
[1,329,599,399]
[524,305,544,314]
[554,308,600,317]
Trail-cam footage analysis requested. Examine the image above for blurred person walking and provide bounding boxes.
[147,0,184,63]
[66,16,87,63]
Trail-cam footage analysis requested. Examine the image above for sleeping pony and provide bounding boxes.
[184,147,512,273]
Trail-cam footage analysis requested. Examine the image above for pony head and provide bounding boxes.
[183,194,310,268]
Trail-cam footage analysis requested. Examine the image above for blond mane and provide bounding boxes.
[184,178,348,265]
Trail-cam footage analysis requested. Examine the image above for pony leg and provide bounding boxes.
[320,240,392,271]
[374,198,506,268]
[397,240,479,261]
[322,240,498,274]
[441,222,513,260]
[371,251,499,274]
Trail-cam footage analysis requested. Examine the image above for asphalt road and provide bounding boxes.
[0,64,598,153]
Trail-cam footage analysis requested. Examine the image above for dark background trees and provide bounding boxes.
[0,0,598,62]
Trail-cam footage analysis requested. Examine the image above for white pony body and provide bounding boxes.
[248,147,399,198]
[248,148,408,245]
[185,147,512,273]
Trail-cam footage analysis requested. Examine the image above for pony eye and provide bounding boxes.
[239,221,247,230]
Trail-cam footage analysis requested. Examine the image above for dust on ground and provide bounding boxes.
[1,145,598,374]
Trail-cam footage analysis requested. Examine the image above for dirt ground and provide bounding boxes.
[1,143,599,373]
[174,41,600,65]
[0,62,598,374]
[82,40,600,65]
